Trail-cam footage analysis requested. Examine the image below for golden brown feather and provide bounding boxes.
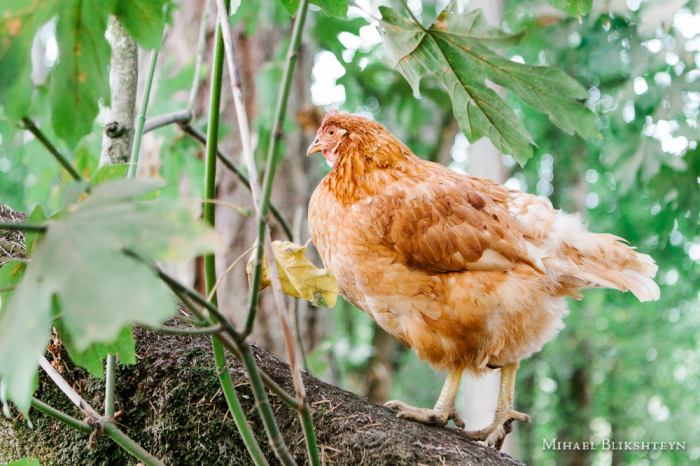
[307,111,659,448]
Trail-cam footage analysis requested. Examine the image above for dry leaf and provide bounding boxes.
[247,240,338,308]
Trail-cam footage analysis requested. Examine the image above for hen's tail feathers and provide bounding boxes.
[571,233,660,302]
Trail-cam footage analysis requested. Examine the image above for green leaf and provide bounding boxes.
[549,0,593,18]
[51,0,112,148]
[378,2,598,165]
[0,1,55,122]
[90,164,129,185]
[6,458,41,466]
[54,320,135,379]
[0,179,220,415]
[280,0,347,18]
[0,261,26,319]
[25,204,47,254]
[112,0,168,50]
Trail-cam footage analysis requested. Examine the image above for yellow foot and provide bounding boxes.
[384,399,466,429]
[464,409,531,450]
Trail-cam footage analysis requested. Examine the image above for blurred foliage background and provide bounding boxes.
[1,0,698,464]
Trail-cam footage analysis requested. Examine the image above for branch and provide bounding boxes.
[31,397,92,435]
[20,117,82,182]
[143,110,192,134]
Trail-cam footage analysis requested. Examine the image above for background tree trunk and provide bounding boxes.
[99,17,138,167]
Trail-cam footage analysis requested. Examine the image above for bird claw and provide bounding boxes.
[384,399,466,429]
[464,410,531,450]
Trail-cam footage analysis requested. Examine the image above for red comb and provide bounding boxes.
[322,109,339,125]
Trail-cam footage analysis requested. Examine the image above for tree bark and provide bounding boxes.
[0,207,522,464]
[100,17,138,167]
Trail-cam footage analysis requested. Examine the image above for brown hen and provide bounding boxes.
[306,110,659,449]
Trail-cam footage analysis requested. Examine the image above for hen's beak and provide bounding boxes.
[306,138,322,156]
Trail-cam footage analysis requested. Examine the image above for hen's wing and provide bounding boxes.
[362,163,540,273]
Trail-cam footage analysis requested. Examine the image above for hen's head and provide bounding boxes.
[306,110,406,167]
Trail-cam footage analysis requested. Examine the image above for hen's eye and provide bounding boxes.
[329,129,334,135]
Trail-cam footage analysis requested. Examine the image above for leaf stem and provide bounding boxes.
[20,117,82,182]
[398,0,428,32]
[103,422,166,466]
[0,223,47,233]
[128,46,159,179]
[157,324,222,335]
[104,354,116,418]
[31,397,92,435]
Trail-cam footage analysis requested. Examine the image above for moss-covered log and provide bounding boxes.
[1,204,521,465]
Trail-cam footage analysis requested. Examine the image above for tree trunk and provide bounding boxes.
[100,17,138,167]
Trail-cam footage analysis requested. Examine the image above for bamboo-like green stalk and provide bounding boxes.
[20,117,83,182]
[238,341,296,466]
[203,12,270,465]
[31,397,92,435]
[127,48,160,179]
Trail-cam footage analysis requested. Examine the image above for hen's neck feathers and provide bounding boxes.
[323,120,421,205]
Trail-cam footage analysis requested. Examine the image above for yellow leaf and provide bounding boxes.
[247,240,338,308]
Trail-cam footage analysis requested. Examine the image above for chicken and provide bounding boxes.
[306,110,660,449]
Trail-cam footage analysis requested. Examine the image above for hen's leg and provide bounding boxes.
[385,367,465,428]
[464,362,530,450]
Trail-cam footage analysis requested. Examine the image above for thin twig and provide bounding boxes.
[179,123,294,240]
[39,356,102,419]
[143,110,192,134]
[207,245,256,302]
[0,223,47,232]
[0,239,26,256]
[20,117,83,182]
[31,397,92,435]
[169,279,301,411]
[157,324,222,335]
[216,0,318,462]
[124,249,243,342]
[128,47,159,178]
